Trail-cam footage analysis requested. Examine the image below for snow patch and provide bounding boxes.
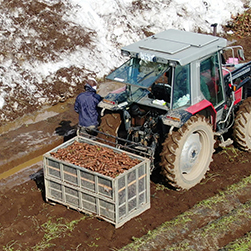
[0,0,249,122]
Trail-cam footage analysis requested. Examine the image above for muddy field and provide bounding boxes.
[2,4,251,251]
[1,96,251,251]
[2,131,251,251]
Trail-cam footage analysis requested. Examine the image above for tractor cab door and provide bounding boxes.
[172,64,191,109]
[200,53,224,107]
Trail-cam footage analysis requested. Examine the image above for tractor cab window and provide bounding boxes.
[172,64,191,109]
[106,57,169,89]
[149,69,172,103]
[200,53,224,106]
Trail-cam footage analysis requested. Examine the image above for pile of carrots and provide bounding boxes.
[51,141,140,178]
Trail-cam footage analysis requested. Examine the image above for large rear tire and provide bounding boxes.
[233,97,251,151]
[160,114,215,190]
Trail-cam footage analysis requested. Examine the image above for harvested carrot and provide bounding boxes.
[50,141,141,178]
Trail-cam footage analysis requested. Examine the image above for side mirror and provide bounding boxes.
[238,49,245,61]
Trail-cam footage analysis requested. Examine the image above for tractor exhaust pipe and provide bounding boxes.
[211,23,218,36]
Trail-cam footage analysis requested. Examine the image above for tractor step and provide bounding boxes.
[214,131,233,148]
[219,138,233,148]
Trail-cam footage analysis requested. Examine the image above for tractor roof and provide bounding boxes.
[122,29,227,66]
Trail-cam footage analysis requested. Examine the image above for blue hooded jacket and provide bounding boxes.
[74,84,102,127]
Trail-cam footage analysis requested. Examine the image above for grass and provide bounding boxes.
[219,175,251,196]
[219,146,250,164]
[1,216,88,251]
[31,216,87,251]
[119,173,251,251]
[120,210,194,251]
[3,241,20,251]
[3,146,251,251]
[200,172,222,185]
[155,183,171,191]
[126,200,251,251]
[220,231,251,250]
[166,201,251,250]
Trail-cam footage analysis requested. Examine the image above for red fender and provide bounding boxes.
[185,100,217,130]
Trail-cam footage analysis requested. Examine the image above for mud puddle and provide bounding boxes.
[0,155,43,180]
[0,161,42,193]
[0,81,122,181]
[0,99,78,178]
[0,98,76,135]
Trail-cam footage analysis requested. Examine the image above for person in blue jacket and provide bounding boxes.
[74,78,102,136]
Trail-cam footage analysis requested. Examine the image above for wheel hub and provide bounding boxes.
[180,133,201,174]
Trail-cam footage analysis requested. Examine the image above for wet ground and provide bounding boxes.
[1,8,251,249]
[0,99,77,176]
[2,87,251,250]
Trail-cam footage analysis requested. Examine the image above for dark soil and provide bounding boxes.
[1,2,251,250]
[1,100,251,250]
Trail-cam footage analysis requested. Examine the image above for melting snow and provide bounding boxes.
[0,0,249,124]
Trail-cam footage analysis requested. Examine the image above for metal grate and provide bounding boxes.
[43,136,150,228]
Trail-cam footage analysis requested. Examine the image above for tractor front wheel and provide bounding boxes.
[161,114,215,190]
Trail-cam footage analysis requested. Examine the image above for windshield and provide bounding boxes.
[104,58,191,110]
[103,85,150,104]
[106,58,170,88]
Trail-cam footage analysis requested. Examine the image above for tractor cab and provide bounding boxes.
[103,57,191,110]
[99,29,228,117]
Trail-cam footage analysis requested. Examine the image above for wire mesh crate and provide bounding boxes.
[43,136,151,228]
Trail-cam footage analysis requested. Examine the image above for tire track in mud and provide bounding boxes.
[220,231,251,250]
[165,201,251,250]
[120,175,251,251]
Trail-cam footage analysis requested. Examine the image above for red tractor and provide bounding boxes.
[95,29,251,190]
